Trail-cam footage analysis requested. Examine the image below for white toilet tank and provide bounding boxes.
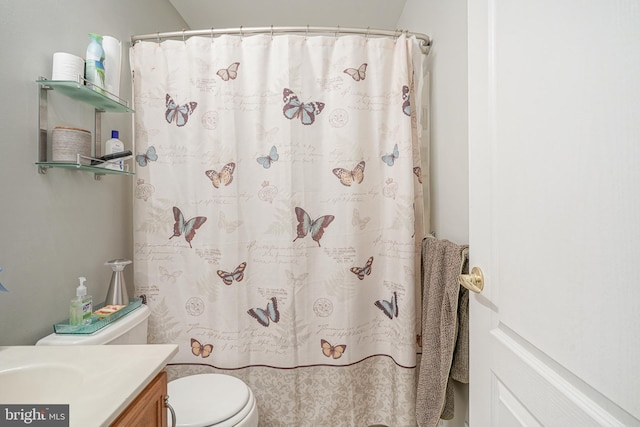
[36,304,150,346]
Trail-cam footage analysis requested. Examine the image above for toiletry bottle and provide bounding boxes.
[70,277,93,326]
[85,33,105,93]
[104,130,124,171]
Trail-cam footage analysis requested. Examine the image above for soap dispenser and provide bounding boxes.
[70,276,93,325]
[105,259,132,306]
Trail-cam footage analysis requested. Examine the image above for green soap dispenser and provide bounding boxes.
[70,276,93,326]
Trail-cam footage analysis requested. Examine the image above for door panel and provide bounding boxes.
[493,326,627,426]
[468,1,640,425]
[497,380,541,427]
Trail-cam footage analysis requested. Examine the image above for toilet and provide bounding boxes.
[36,304,259,427]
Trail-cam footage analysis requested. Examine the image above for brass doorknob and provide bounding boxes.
[458,267,484,293]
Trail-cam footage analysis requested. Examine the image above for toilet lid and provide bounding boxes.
[168,374,251,427]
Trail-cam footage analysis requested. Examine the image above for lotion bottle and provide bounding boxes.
[70,277,93,326]
[104,130,124,171]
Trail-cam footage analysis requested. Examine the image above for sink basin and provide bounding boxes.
[0,363,84,402]
[0,345,178,426]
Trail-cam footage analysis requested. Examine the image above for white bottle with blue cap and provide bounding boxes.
[104,130,124,171]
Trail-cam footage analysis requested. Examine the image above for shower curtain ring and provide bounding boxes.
[211,27,215,43]
[305,24,309,40]
[240,25,244,39]
[335,25,340,40]
[365,26,371,42]
[156,32,160,43]
[182,29,186,44]
[270,25,274,40]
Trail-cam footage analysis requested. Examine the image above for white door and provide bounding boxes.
[467,1,640,426]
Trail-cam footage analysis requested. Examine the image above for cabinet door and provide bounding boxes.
[110,370,167,427]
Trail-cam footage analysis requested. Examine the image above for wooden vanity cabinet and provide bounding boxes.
[110,370,167,427]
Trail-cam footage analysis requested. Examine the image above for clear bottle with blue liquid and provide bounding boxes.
[85,33,105,93]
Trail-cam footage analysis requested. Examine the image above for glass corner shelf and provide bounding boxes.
[36,153,135,176]
[36,78,134,113]
[36,161,135,176]
[53,298,143,335]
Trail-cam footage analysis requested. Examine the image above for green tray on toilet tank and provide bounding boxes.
[53,298,143,335]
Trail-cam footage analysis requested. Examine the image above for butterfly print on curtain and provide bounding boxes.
[352,208,371,230]
[292,207,335,247]
[282,88,325,125]
[402,85,411,116]
[217,62,240,81]
[375,291,398,319]
[217,262,247,285]
[205,163,236,188]
[191,338,213,358]
[159,266,182,283]
[321,339,347,359]
[257,146,279,169]
[344,63,367,81]
[413,166,423,183]
[382,144,399,166]
[136,146,158,167]
[165,94,197,127]
[350,256,374,280]
[218,212,243,233]
[247,297,280,327]
[333,161,365,186]
[169,206,207,248]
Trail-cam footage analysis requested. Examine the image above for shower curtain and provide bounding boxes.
[130,33,426,426]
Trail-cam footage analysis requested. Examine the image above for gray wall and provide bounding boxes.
[398,2,470,427]
[0,0,187,345]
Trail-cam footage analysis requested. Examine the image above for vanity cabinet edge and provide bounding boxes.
[109,369,168,427]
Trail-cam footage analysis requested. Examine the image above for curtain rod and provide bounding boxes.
[130,26,432,54]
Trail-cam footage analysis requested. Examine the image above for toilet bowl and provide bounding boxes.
[168,374,258,427]
[36,304,258,427]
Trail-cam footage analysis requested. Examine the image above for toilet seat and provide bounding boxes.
[168,374,256,427]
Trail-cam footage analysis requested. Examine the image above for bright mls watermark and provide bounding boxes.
[0,405,68,426]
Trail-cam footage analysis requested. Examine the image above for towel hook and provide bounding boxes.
[458,267,484,293]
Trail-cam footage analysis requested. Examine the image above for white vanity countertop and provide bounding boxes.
[0,344,178,427]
